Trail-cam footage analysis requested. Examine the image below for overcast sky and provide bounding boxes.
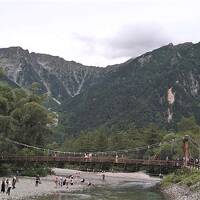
[0,0,199,67]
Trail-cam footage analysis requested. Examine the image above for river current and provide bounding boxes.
[36,181,165,200]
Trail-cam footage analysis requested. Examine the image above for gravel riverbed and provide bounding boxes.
[0,168,161,200]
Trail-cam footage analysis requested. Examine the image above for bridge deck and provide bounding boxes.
[0,155,187,167]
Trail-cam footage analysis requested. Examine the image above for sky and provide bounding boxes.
[0,0,200,67]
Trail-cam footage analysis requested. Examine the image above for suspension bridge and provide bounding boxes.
[1,135,200,169]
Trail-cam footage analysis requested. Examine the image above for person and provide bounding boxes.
[80,178,85,183]
[176,158,180,167]
[88,181,91,186]
[16,171,19,182]
[159,173,163,179]
[63,178,66,186]
[1,178,6,193]
[54,176,59,187]
[115,154,118,163]
[84,153,89,160]
[70,179,73,185]
[6,180,12,195]
[65,177,69,188]
[102,174,105,181]
[166,156,169,161]
[35,175,40,187]
[88,153,92,161]
[6,179,9,188]
[12,176,17,189]
[59,176,63,187]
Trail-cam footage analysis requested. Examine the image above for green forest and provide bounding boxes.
[60,116,200,160]
[1,69,200,175]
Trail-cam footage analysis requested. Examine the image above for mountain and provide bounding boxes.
[0,43,200,135]
[62,42,200,133]
[0,47,104,105]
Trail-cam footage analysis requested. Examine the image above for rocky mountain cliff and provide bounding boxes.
[1,43,200,135]
[0,47,103,104]
[61,42,200,133]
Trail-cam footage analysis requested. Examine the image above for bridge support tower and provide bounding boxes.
[183,135,189,167]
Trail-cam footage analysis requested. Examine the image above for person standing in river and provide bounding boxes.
[6,180,12,196]
[1,178,6,193]
[59,176,63,187]
[35,175,40,187]
[6,178,9,188]
[54,176,59,188]
[12,176,17,189]
[102,174,105,181]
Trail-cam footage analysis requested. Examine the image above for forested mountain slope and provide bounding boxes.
[62,42,200,133]
[1,43,200,135]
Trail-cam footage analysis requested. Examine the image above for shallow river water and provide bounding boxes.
[36,181,165,200]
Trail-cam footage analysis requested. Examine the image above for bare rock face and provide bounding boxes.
[0,47,104,104]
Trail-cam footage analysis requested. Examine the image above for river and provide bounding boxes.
[35,181,165,200]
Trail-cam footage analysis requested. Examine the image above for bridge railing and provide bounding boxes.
[0,154,187,167]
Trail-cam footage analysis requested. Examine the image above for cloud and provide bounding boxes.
[1,0,200,67]
[103,24,171,58]
[74,23,171,61]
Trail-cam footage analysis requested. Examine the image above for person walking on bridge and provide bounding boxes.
[115,154,118,163]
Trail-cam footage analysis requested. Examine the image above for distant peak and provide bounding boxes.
[0,46,24,51]
[0,46,29,55]
[175,42,193,48]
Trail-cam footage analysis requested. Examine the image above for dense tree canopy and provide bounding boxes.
[1,76,200,162]
[0,83,54,153]
[60,116,200,161]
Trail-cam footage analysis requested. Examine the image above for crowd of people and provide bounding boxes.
[53,173,94,188]
[0,172,100,197]
[1,176,17,196]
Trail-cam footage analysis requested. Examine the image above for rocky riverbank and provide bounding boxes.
[0,169,161,200]
[161,168,200,200]
[162,184,200,200]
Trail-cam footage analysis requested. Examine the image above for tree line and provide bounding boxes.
[0,81,55,154]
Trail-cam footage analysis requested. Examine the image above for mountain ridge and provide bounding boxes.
[60,42,200,133]
[0,46,105,104]
[0,42,200,135]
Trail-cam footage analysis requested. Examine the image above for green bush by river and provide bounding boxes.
[162,168,200,187]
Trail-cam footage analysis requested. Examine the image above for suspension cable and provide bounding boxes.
[3,136,183,156]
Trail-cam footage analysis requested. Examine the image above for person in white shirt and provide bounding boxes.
[6,180,12,195]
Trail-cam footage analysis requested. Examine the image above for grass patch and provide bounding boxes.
[162,168,200,187]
